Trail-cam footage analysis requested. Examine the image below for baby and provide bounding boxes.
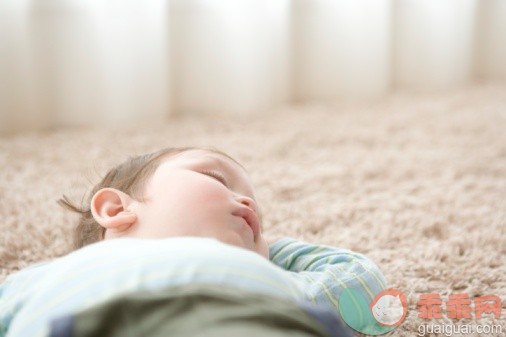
[0,147,388,337]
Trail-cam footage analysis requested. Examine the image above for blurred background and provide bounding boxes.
[0,0,505,135]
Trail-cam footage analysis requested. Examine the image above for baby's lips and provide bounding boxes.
[232,206,259,238]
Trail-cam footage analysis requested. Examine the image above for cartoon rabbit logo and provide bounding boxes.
[370,289,408,327]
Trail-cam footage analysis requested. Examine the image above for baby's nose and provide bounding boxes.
[236,195,256,212]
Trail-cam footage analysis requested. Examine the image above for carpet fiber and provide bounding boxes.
[1,84,505,336]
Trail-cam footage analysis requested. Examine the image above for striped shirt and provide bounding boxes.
[270,238,387,320]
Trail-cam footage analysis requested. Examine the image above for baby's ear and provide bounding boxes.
[91,188,137,234]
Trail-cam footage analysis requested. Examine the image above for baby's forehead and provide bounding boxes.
[165,149,246,171]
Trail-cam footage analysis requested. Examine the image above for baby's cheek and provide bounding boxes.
[189,180,231,203]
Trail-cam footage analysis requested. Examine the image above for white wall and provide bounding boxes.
[1,0,505,134]
[0,0,170,134]
[292,0,392,101]
[394,0,477,90]
[0,0,42,133]
[170,0,290,115]
[474,0,506,80]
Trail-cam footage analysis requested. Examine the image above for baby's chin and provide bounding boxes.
[231,239,269,259]
[242,235,269,259]
[257,238,270,259]
[219,234,269,259]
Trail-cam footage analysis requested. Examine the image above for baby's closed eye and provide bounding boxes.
[199,170,228,187]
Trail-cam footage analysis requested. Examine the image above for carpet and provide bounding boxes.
[1,83,505,336]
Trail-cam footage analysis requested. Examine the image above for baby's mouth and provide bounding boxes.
[232,206,259,239]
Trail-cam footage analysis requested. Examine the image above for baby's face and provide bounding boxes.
[126,149,269,258]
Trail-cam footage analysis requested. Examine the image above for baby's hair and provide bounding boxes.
[59,146,240,250]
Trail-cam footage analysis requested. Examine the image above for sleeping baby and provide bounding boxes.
[0,147,388,337]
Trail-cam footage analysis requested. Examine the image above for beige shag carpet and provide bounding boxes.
[1,84,505,336]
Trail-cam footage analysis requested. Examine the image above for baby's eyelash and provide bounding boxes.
[200,170,228,187]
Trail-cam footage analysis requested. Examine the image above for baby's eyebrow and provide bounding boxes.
[200,155,228,171]
[203,154,244,174]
